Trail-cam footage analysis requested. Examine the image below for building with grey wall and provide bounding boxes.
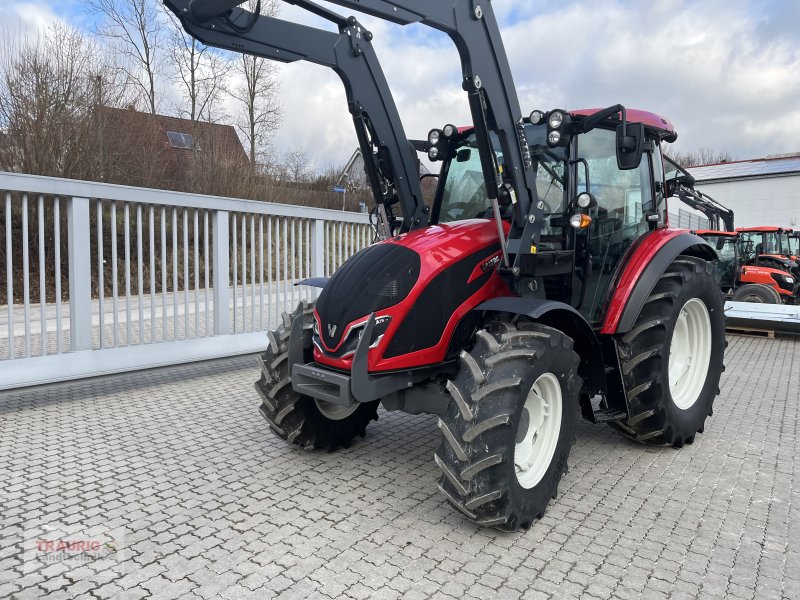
[687,154,800,229]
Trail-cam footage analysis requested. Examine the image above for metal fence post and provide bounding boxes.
[68,197,92,351]
[312,218,326,278]
[212,210,230,335]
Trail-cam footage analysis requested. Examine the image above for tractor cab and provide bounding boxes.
[424,108,674,324]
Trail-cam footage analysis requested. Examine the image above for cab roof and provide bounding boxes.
[736,226,783,233]
[570,108,676,142]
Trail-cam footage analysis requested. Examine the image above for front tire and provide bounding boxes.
[612,256,725,446]
[255,301,379,450]
[435,320,581,531]
[732,283,781,304]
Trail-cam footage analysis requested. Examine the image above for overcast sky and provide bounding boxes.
[3,0,799,171]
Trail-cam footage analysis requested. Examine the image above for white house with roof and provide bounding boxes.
[687,153,800,229]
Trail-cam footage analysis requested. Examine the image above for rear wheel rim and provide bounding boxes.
[315,399,359,421]
[668,298,712,410]
[514,373,562,489]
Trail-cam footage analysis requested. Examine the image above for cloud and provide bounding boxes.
[267,0,800,170]
[2,0,799,172]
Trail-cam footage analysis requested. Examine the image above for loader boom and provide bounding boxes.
[165,0,429,233]
[665,155,735,231]
[322,0,547,265]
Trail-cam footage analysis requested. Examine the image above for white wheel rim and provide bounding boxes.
[668,298,712,410]
[514,373,562,489]
[315,399,359,421]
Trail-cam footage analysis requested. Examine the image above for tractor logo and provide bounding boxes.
[480,254,502,272]
[327,323,337,337]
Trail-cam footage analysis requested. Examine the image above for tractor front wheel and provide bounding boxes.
[435,321,581,531]
[612,256,725,446]
[255,301,379,450]
[732,283,781,304]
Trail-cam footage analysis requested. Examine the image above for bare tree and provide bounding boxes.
[166,13,231,122]
[0,23,131,178]
[281,147,312,183]
[666,147,736,168]
[230,0,283,165]
[87,0,165,114]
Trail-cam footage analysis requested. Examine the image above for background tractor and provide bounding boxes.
[170,0,726,531]
[737,226,800,279]
[663,159,798,303]
[697,231,799,304]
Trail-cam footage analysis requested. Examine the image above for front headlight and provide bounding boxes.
[785,276,794,284]
[548,110,564,129]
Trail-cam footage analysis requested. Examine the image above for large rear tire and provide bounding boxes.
[435,320,581,531]
[612,256,725,446]
[732,283,781,304]
[255,301,379,450]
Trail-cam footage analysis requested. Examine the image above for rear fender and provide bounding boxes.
[602,231,717,334]
[475,297,606,397]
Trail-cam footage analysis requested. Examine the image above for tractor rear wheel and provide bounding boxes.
[612,256,725,446]
[435,320,581,531]
[255,301,379,450]
[732,283,781,304]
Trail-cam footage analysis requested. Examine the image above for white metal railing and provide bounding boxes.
[0,172,371,390]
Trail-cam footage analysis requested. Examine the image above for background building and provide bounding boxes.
[688,153,800,229]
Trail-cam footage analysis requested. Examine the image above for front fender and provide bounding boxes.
[475,297,606,396]
[601,230,717,334]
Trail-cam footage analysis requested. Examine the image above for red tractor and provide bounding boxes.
[737,226,800,279]
[697,230,799,304]
[170,0,726,530]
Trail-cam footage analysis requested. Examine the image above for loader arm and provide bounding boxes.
[321,0,547,268]
[164,0,429,233]
[664,155,735,231]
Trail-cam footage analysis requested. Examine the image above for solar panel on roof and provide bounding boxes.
[688,157,800,181]
[167,131,194,149]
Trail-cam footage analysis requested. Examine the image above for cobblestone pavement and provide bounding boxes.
[0,334,797,600]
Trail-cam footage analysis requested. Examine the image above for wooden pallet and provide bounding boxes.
[726,326,775,339]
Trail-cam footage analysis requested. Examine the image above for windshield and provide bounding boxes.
[779,231,794,255]
[763,232,781,254]
[437,125,567,225]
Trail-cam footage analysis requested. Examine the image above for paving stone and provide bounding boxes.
[0,336,796,599]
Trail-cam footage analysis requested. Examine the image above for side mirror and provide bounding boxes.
[616,122,645,170]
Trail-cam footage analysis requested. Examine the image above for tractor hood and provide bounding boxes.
[313,219,509,372]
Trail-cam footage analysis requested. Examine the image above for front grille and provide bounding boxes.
[316,244,420,348]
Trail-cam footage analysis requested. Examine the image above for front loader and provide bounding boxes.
[169,0,726,531]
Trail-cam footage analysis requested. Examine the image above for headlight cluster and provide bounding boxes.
[529,109,571,148]
[427,124,457,162]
